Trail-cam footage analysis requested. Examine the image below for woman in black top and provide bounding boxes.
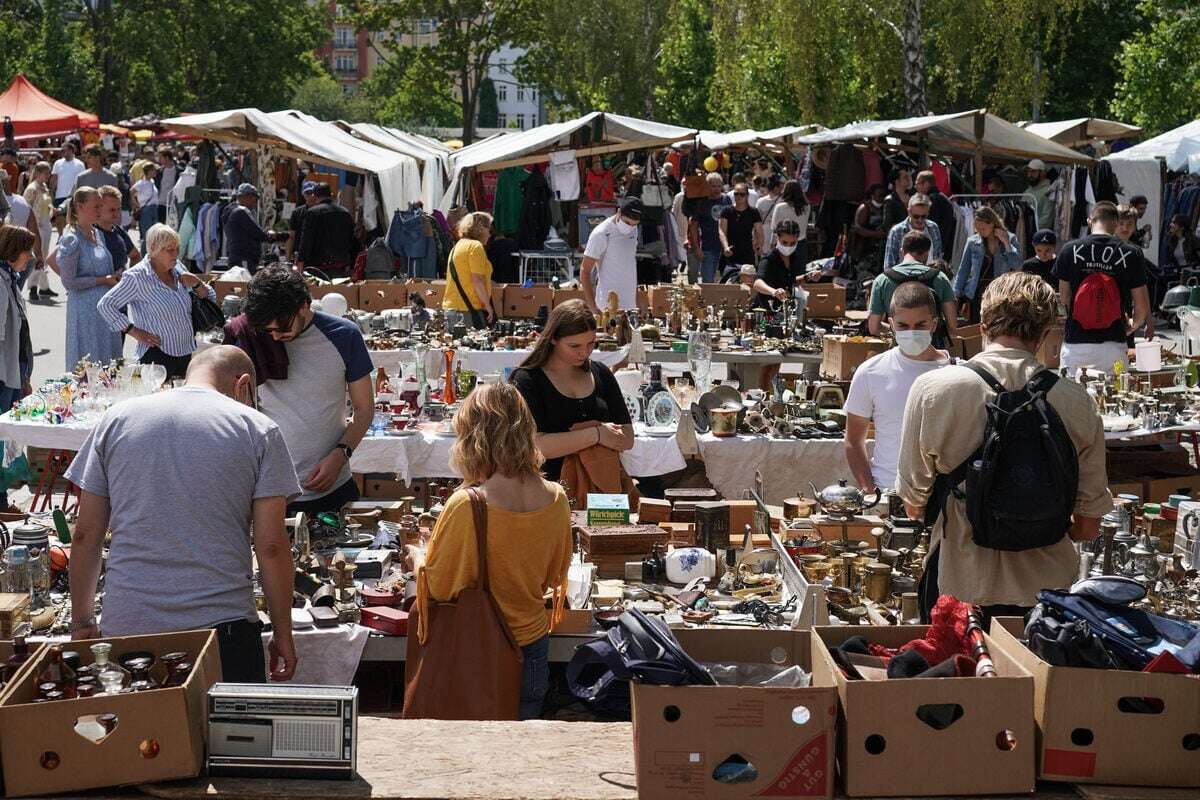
[751,219,806,311]
[509,300,634,481]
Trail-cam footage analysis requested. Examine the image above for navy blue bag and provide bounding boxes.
[566,607,715,719]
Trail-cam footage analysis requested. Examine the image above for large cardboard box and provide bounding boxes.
[503,285,554,318]
[811,625,1034,797]
[806,284,846,319]
[553,286,590,308]
[699,282,752,310]
[0,629,221,797]
[1143,463,1200,503]
[212,279,249,305]
[819,336,889,381]
[990,618,1200,786]
[363,477,407,498]
[409,279,445,310]
[357,280,407,311]
[309,281,360,310]
[647,284,700,317]
[953,323,984,360]
[633,629,837,800]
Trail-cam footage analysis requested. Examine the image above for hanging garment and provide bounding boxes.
[492,166,527,236]
[1071,167,1091,238]
[387,208,428,259]
[362,177,381,235]
[862,149,884,195]
[517,167,553,250]
[1094,161,1119,203]
[930,161,951,196]
[548,150,580,201]
[825,144,866,202]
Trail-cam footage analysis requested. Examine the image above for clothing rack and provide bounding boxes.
[948,193,1041,228]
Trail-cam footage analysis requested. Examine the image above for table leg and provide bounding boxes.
[36,450,76,513]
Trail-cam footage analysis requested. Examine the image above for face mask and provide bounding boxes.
[894,329,933,356]
[777,243,797,256]
[615,219,637,235]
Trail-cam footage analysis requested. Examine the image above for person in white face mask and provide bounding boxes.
[581,196,643,313]
[844,280,951,494]
[751,219,806,310]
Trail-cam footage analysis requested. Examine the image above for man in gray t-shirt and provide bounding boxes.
[75,144,119,191]
[67,346,302,683]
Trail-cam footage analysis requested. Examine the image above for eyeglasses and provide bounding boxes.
[733,191,748,196]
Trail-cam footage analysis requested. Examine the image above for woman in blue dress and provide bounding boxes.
[49,186,122,369]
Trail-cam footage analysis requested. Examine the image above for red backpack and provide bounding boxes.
[1071,272,1122,330]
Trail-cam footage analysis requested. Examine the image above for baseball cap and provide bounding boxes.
[235,182,260,197]
[618,196,644,220]
[1032,228,1057,245]
[738,264,757,278]
[301,181,318,195]
[1026,159,1047,171]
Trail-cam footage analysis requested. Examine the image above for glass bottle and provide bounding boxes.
[642,363,666,405]
[37,645,77,698]
[36,681,58,700]
[165,662,193,687]
[160,651,188,679]
[90,643,130,693]
[127,658,157,691]
[75,683,98,699]
[3,635,31,683]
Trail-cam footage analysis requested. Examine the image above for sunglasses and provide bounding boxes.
[733,191,749,196]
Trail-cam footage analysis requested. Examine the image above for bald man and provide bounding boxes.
[67,345,302,683]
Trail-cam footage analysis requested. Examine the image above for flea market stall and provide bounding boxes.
[0,73,100,141]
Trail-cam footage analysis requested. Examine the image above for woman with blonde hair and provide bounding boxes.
[409,381,572,719]
[442,211,499,329]
[953,204,1021,324]
[48,185,121,368]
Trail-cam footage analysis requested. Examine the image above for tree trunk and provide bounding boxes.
[901,0,928,116]
[461,65,476,145]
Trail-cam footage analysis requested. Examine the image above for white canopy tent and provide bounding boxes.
[1109,120,1200,172]
[439,112,697,211]
[1019,118,1142,148]
[797,109,1092,189]
[162,108,420,219]
[343,122,452,211]
[689,125,818,152]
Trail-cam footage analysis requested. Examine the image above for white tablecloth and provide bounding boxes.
[263,623,370,686]
[697,434,859,504]
[370,346,630,380]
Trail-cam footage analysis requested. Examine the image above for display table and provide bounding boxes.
[368,345,629,380]
[361,630,598,664]
[697,433,856,504]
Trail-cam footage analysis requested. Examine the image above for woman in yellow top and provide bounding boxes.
[410,381,572,719]
[443,211,499,329]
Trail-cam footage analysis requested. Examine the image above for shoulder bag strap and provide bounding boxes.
[962,361,1005,394]
[447,251,478,315]
[467,486,490,592]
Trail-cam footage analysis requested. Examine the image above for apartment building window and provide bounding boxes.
[417,18,437,34]
[496,113,506,128]
[529,88,537,103]
[516,86,524,102]
[497,83,507,101]
[334,26,354,49]
[335,55,357,74]
[516,113,525,130]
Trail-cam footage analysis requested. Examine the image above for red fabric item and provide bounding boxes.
[1142,651,1190,674]
[862,150,884,194]
[869,595,973,667]
[931,161,950,195]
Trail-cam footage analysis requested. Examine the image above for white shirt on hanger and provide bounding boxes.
[548,150,580,201]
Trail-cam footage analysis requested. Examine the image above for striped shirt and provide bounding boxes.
[97,258,216,358]
[883,218,943,270]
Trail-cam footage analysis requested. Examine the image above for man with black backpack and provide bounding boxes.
[1054,201,1149,375]
[897,272,1112,622]
[867,229,959,346]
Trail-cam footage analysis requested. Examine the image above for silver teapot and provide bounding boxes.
[808,479,881,520]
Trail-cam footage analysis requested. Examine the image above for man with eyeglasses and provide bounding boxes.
[883,193,943,269]
[719,182,764,271]
[233,267,375,515]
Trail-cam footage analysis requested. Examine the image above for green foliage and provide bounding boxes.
[1112,0,1200,135]
[355,46,459,128]
[477,77,499,128]
[290,73,379,123]
[653,0,715,130]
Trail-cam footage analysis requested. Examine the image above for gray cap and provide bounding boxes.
[235,182,260,197]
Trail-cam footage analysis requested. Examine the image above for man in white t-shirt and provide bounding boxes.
[844,280,951,493]
[51,142,87,203]
[581,196,642,313]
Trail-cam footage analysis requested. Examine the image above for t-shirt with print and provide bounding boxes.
[1052,233,1147,345]
[844,347,949,491]
[64,386,300,636]
[896,347,1113,607]
[1022,256,1055,286]
[867,262,955,317]
[258,312,373,503]
[687,195,731,253]
[719,205,762,266]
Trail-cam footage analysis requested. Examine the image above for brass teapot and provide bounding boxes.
[808,479,881,520]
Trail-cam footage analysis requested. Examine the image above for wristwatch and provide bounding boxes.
[70,615,98,632]
[335,443,354,460]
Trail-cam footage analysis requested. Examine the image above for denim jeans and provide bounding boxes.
[519,635,550,720]
[700,249,721,283]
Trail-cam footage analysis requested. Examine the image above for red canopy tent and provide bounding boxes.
[0,74,99,140]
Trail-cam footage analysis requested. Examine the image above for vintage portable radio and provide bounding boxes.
[206,683,358,779]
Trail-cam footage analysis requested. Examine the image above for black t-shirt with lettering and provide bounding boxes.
[1052,233,1147,345]
[1021,255,1055,286]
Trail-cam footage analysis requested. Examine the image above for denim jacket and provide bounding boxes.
[953,232,1021,300]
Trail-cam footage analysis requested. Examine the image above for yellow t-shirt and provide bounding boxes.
[418,484,572,646]
[442,238,492,312]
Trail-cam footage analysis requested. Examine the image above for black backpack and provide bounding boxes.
[884,266,950,348]
[926,363,1078,552]
[363,237,396,280]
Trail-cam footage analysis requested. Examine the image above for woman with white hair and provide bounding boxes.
[98,223,215,378]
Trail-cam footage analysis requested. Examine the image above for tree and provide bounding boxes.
[291,73,378,123]
[353,0,538,144]
[653,0,715,130]
[476,77,499,128]
[1112,0,1200,135]
[1041,1,1147,122]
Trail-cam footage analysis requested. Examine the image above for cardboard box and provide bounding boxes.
[1108,480,1144,499]
[308,282,360,310]
[633,628,837,800]
[0,629,221,797]
[490,283,507,316]
[1037,323,1063,369]
[503,285,554,318]
[357,280,407,311]
[699,282,752,309]
[550,608,595,635]
[212,279,249,305]
[953,323,984,360]
[1143,464,1200,503]
[990,618,1200,786]
[409,279,445,309]
[819,336,889,381]
[587,493,630,525]
[343,499,413,524]
[553,287,590,308]
[647,284,700,317]
[811,625,1034,797]
[636,287,650,313]
[806,284,847,319]
[0,638,44,704]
